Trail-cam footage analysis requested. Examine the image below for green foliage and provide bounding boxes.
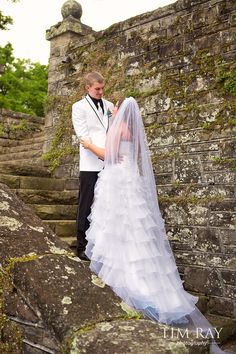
[216,64,236,95]
[0,122,4,137]
[42,95,80,171]
[202,101,236,130]
[0,12,13,31]
[159,193,225,207]
[0,1,19,30]
[0,43,48,116]
[9,119,29,132]
[0,119,32,138]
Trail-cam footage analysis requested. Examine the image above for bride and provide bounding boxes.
[80,97,227,353]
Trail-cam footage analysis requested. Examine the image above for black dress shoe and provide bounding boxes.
[77,250,90,262]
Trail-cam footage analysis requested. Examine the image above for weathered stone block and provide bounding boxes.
[208,297,235,318]
[0,174,20,189]
[0,184,69,263]
[15,189,78,205]
[28,204,77,220]
[19,176,65,191]
[64,177,79,190]
[184,267,223,296]
[71,319,210,354]
[221,270,236,286]
[192,228,221,252]
[209,211,236,228]
[55,220,76,237]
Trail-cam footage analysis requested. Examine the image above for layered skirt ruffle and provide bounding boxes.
[85,162,199,326]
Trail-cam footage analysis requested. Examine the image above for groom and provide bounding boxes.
[72,72,114,260]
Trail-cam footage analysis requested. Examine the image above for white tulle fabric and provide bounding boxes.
[85,98,227,353]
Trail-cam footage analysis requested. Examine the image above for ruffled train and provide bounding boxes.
[85,161,227,353]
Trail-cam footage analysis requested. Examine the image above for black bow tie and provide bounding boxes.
[95,98,102,105]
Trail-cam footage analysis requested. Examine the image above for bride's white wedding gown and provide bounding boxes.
[85,141,201,325]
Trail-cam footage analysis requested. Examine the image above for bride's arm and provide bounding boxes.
[80,139,105,160]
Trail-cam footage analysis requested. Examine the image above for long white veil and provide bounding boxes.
[106,97,163,220]
[103,97,228,354]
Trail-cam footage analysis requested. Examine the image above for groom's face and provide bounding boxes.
[86,81,105,100]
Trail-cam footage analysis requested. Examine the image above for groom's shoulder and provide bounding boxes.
[72,96,87,109]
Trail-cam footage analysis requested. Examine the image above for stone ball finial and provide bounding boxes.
[61,0,82,20]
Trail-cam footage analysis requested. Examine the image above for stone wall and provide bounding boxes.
[45,0,236,318]
[0,109,44,145]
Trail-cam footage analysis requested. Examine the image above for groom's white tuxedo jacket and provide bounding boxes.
[72,94,114,171]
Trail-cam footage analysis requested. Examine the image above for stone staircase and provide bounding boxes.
[0,110,78,249]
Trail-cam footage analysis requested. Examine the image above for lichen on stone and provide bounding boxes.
[28,225,44,233]
[0,216,23,231]
[62,296,72,305]
[0,201,10,211]
[91,274,105,288]
[0,190,12,200]
[65,265,76,275]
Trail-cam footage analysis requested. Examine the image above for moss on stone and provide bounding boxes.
[0,256,39,353]
[9,119,29,133]
[211,156,236,171]
[0,123,4,137]
[44,95,62,114]
[159,193,225,207]
[216,63,236,95]
[42,94,81,171]
[0,119,33,140]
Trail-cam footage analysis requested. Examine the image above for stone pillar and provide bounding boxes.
[44,0,94,154]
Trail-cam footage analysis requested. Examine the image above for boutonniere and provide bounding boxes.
[107,108,112,118]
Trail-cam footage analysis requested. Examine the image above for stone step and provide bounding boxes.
[28,204,77,220]
[205,314,236,346]
[60,236,77,248]
[0,157,44,166]
[2,141,44,154]
[0,162,51,177]
[0,137,20,147]
[43,220,76,237]
[14,189,78,205]
[19,175,78,191]
[0,149,43,161]
[0,173,79,191]
[0,132,45,147]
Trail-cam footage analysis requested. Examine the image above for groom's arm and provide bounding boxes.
[72,102,89,139]
[80,139,105,160]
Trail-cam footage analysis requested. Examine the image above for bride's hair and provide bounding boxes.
[117,98,125,109]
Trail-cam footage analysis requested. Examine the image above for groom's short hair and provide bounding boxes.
[84,72,105,87]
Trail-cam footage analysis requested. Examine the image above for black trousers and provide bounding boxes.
[76,171,99,252]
